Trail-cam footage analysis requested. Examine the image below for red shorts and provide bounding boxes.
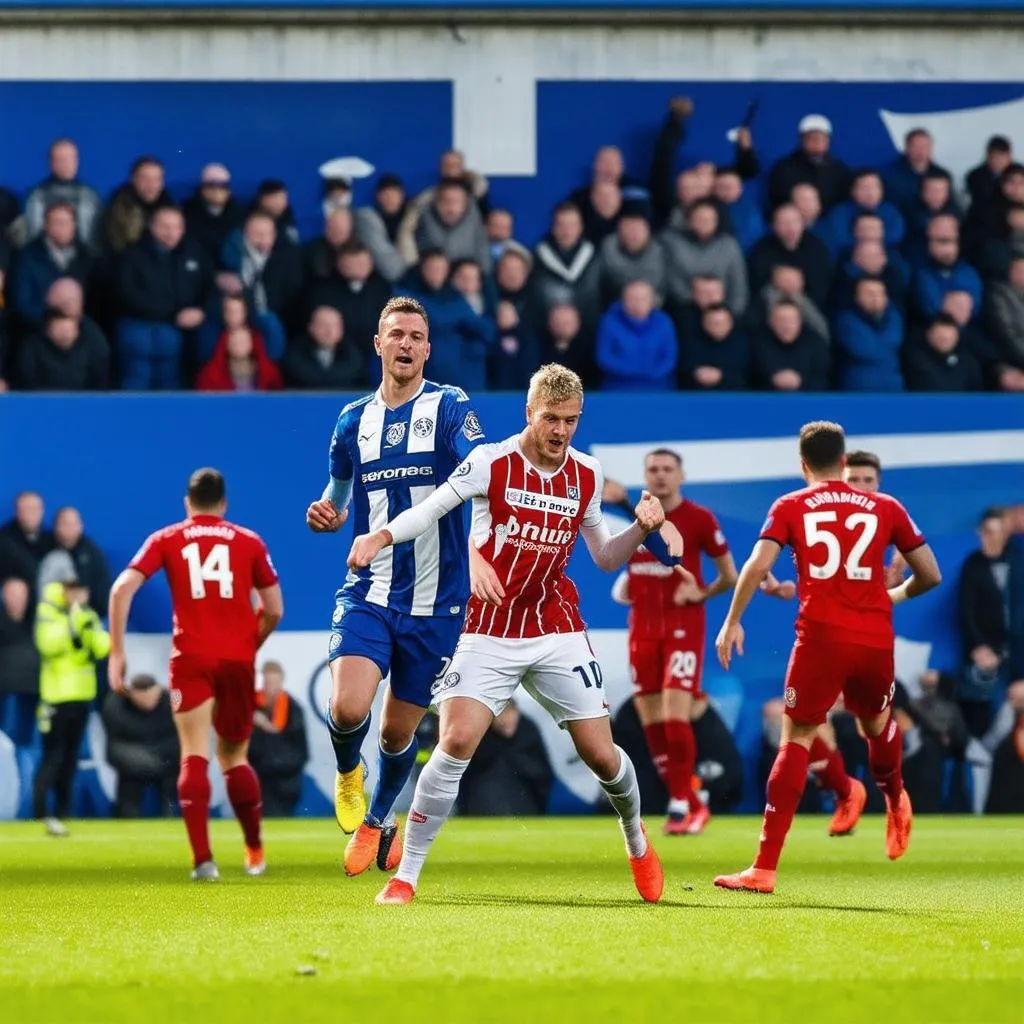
[168,653,257,744]
[783,637,895,726]
[629,634,706,698]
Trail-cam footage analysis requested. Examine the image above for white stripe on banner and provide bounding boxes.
[409,483,441,615]
[364,489,394,608]
[590,430,1024,488]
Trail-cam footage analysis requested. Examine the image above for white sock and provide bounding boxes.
[395,749,471,887]
[597,746,647,858]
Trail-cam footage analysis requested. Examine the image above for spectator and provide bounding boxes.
[975,203,1024,283]
[832,239,909,314]
[489,250,538,391]
[33,573,109,836]
[486,208,516,264]
[673,273,727,340]
[823,170,905,256]
[283,306,363,390]
[748,203,833,310]
[903,313,983,391]
[910,216,982,321]
[13,203,92,329]
[303,208,355,282]
[767,114,852,213]
[412,149,491,220]
[902,172,960,268]
[398,178,491,272]
[986,256,1024,385]
[0,578,39,747]
[102,156,172,255]
[751,300,829,391]
[0,491,54,586]
[791,182,826,237]
[713,165,765,253]
[532,203,600,323]
[351,177,406,285]
[680,303,749,391]
[595,279,677,391]
[957,509,1024,737]
[101,673,178,818]
[883,128,952,217]
[749,263,830,344]
[940,290,1002,386]
[251,179,300,246]
[450,258,497,321]
[833,277,905,391]
[116,206,211,389]
[539,303,595,387]
[965,161,1024,260]
[662,200,748,317]
[195,298,283,392]
[597,203,667,308]
[912,669,968,763]
[23,139,103,252]
[570,144,642,238]
[37,507,112,612]
[14,305,110,392]
[397,250,493,392]
[456,701,552,816]
[985,681,1024,813]
[248,661,309,817]
[965,136,1013,215]
[181,163,244,268]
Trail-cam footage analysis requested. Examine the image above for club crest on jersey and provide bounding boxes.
[455,461,472,477]
[413,416,433,438]
[784,686,797,708]
[170,688,183,712]
[462,411,483,441]
[384,421,407,447]
[567,486,580,500]
[332,604,345,625]
[329,633,343,656]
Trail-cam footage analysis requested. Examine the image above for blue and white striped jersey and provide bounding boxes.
[329,380,485,617]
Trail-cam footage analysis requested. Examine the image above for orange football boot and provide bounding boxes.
[244,846,266,877]
[376,877,415,905]
[885,789,913,860]
[344,824,382,877]
[713,866,777,894]
[683,803,711,835]
[829,778,868,837]
[629,825,664,903]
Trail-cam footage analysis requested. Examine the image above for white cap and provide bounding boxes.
[798,114,833,136]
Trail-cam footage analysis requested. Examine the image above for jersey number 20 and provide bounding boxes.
[803,512,878,581]
[182,542,235,599]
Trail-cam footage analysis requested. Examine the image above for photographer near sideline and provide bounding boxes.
[32,568,110,836]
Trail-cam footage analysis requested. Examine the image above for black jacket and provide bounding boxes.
[768,149,853,212]
[117,234,212,323]
[15,318,110,392]
[750,326,830,390]
[680,325,750,390]
[538,327,597,389]
[0,519,54,571]
[102,690,179,781]
[747,232,834,310]
[305,272,392,360]
[248,695,309,812]
[182,193,245,267]
[0,604,40,696]
[958,548,1017,659]
[902,330,983,392]
[64,535,112,612]
[282,333,365,390]
[985,730,1024,814]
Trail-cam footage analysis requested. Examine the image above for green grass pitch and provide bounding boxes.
[2,815,1023,1023]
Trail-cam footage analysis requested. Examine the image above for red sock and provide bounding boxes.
[642,721,670,786]
[663,719,699,806]
[809,737,852,800]
[868,716,904,803]
[177,755,212,867]
[225,763,263,850]
[753,742,810,872]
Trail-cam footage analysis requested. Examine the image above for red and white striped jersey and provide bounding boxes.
[447,436,604,638]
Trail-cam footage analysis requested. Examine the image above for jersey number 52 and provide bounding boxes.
[182,542,235,599]
[803,511,878,581]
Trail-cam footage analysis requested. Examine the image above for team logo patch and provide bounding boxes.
[170,688,183,712]
[567,486,580,500]
[462,411,484,442]
[413,416,433,438]
[384,421,407,447]
[332,604,345,625]
[431,670,461,695]
[455,461,472,477]
[784,686,797,709]
[409,810,427,824]
[329,633,343,656]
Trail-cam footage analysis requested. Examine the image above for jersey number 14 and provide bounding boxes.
[182,542,235,599]
[803,511,878,581]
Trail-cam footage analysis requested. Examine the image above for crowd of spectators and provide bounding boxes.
[1,107,1023,394]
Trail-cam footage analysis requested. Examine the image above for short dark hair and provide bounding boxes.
[846,450,882,473]
[436,177,469,196]
[702,302,731,317]
[922,169,951,185]
[799,421,846,472]
[980,506,1006,525]
[929,312,959,331]
[688,198,719,218]
[44,201,76,221]
[853,211,884,228]
[187,468,226,510]
[337,239,369,258]
[645,447,682,467]
[419,247,448,263]
[553,202,581,220]
[130,155,163,175]
[904,127,931,145]
[378,296,429,332]
[855,275,886,291]
[852,169,882,184]
[987,135,1012,155]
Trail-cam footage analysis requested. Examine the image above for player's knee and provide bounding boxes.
[580,744,621,782]
[438,721,481,761]
[329,692,366,729]
[379,722,415,753]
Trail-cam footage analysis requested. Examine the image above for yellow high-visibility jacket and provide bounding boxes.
[35,582,111,705]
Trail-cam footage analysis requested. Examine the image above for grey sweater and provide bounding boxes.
[987,282,1024,366]
[399,202,491,272]
[660,229,749,316]
[597,236,668,306]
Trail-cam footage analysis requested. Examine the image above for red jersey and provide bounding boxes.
[627,498,729,641]
[129,514,279,661]
[447,437,603,638]
[760,481,925,648]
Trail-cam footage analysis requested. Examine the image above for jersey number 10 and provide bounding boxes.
[803,511,878,581]
[182,542,235,599]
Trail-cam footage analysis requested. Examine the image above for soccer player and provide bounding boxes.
[713,421,941,893]
[304,296,488,877]
[610,448,737,836]
[348,364,685,906]
[107,468,283,881]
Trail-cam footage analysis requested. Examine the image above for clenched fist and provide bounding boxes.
[307,499,348,533]
[634,490,666,534]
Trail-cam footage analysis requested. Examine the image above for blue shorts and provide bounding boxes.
[328,595,464,708]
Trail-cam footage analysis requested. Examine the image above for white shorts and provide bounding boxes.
[431,631,609,727]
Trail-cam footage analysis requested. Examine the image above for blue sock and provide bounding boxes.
[367,736,419,826]
[326,709,371,774]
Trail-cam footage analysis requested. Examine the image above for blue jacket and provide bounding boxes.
[823,200,906,256]
[596,302,677,390]
[834,306,905,392]
[882,156,952,217]
[911,260,983,320]
[13,238,91,327]
[723,197,766,253]
[901,199,961,269]
[396,272,496,392]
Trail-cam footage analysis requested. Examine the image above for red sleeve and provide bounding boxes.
[759,496,792,549]
[890,499,926,554]
[701,508,730,558]
[128,530,165,578]
[252,536,279,589]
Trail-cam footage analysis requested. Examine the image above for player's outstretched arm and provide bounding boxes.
[348,483,466,569]
[255,583,284,648]
[715,539,781,670]
[107,568,146,693]
[888,543,942,605]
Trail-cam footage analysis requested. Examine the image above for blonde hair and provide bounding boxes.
[527,363,584,408]
[377,296,429,335]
